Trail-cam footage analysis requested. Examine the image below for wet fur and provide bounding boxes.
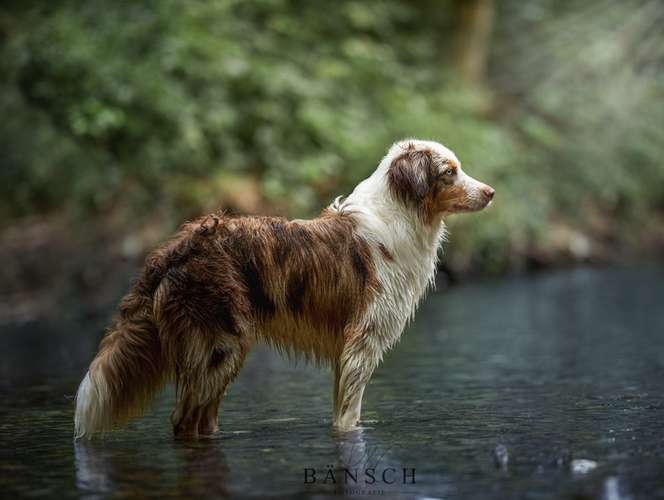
[74,139,494,439]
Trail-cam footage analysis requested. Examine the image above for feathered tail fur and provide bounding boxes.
[74,285,165,439]
[73,231,187,439]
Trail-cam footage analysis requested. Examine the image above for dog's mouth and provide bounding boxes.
[473,185,496,211]
[438,183,495,215]
[445,194,494,213]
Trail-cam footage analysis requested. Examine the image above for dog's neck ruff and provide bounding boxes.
[330,159,447,359]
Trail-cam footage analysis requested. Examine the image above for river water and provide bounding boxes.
[1,264,663,499]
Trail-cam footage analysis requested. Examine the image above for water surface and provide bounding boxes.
[1,265,663,499]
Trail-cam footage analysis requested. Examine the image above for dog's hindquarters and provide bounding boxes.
[154,259,253,438]
[75,220,251,439]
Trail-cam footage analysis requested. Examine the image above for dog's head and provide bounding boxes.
[386,139,494,223]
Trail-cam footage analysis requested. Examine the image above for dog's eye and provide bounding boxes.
[444,168,455,177]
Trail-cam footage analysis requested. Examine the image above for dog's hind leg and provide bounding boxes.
[155,263,254,438]
[171,334,250,438]
[333,336,379,431]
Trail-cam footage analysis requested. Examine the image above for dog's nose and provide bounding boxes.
[482,186,495,200]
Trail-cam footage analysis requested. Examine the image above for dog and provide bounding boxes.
[74,139,495,439]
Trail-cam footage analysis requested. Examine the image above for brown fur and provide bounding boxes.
[378,242,394,262]
[89,210,380,437]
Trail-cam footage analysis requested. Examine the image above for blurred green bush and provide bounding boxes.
[1,0,663,273]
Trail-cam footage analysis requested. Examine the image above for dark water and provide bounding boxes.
[1,265,664,499]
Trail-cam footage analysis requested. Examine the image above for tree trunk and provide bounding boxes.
[452,0,495,85]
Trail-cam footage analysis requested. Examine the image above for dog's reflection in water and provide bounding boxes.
[333,428,455,497]
[335,428,389,473]
[331,428,406,496]
[75,437,230,498]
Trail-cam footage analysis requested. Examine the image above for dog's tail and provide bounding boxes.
[74,283,166,439]
[73,231,191,439]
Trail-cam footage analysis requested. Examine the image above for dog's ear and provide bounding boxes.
[387,148,433,206]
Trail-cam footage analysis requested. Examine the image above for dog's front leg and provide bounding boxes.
[333,341,378,431]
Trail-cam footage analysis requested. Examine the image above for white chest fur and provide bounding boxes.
[332,196,446,362]
[329,154,448,362]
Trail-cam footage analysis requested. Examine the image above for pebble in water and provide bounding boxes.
[571,459,598,475]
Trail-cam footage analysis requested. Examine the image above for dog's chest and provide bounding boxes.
[361,244,438,353]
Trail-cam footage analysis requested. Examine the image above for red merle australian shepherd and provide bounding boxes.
[74,139,495,439]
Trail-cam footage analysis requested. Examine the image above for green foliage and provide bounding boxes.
[1,0,663,272]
